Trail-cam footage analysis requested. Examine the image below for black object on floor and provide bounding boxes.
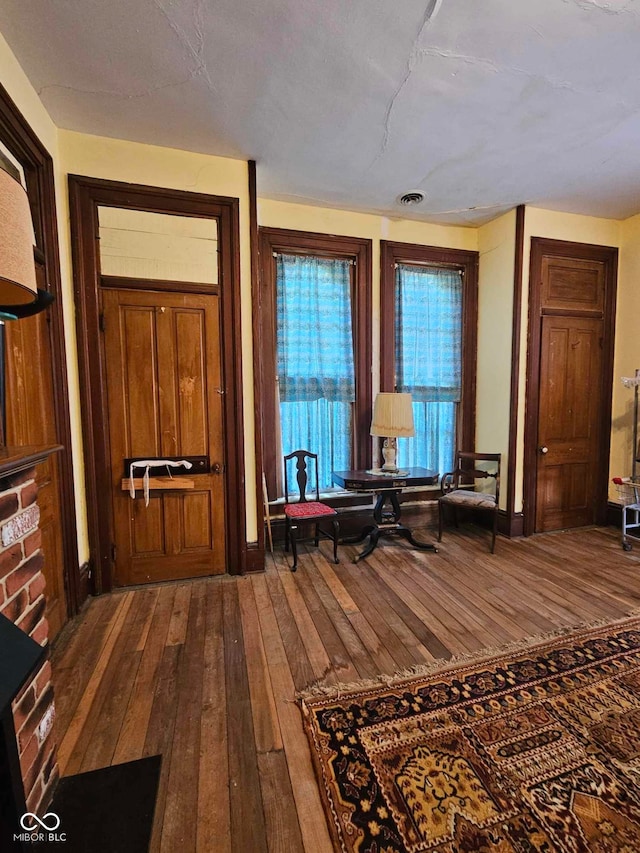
[38,755,161,852]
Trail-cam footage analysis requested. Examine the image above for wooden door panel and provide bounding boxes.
[103,289,225,586]
[182,492,213,550]
[174,310,208,454]
[5,295,67,639]
[536,315,603,532]
[122,307,162,455]
[132,498,165,555]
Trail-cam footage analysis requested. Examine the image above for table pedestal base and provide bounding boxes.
[345,490,438,563]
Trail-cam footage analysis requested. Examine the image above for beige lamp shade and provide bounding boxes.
[370,392,415,437]
[0,165,37,305]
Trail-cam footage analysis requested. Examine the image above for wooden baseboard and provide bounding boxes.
[77,560,93,602]
[242,544,265,573]
[498,511,524,538]
[607,501,622,528]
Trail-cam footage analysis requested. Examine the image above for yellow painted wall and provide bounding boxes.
[476,210,516,510]
[516,208,622,513]
[613,214,640,495]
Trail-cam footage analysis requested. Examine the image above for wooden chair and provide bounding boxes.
[438,452,501,553]
[283,450,339,572]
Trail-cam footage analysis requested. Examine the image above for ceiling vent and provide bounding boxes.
[397,191,425,206]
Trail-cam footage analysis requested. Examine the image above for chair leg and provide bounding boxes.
[314,523,320,547]
[491,511,497,554]
[438,500,444,543]
[284,517,290,552]
[290,523,299,572]
[332,519,340,564]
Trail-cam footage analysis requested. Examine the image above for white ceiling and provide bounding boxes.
[2,0,640,225]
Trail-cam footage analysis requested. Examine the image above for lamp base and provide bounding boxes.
[381,437,398,472]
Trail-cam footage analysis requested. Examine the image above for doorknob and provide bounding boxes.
[539,446,549,454]
[212,463,222,474]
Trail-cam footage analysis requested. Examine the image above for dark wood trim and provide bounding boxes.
[380,241,478,457]
[523,237,618,536]
[607,501,622,528]
[76,560,92,607]
[506,205,525,529]
[0,444,61,479]
[69,174,247,586]
[258,227,372,497]
[243,543,266,573]
[0,83,81,614]
[497,509,524,538]
[100,275,220,296]
[249,161,265,568]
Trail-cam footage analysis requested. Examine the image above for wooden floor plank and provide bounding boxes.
[277,567,334,682]
[160,582,207,853]
[144,644,183,853]
[237,577,283,754]
[289,554,360,683]
[113,585,177,765]
[52,593,123,738]
[252,573,334,853]
[332,559,428,671]
[79,588,158,772]
[50,525,640,853]
[197,582,230,853]
[223,581,269,853]
[316,557,405,674]
[258,751,305,853]
[265,570,317,691]
[303,558,378,679]
[56,592,134,775]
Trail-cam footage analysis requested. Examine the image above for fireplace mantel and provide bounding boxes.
[0,445,62,479]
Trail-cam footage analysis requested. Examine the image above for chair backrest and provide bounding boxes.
[283,450,320,504]
[447,451,501,503]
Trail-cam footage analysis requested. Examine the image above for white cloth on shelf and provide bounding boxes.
[128,459,193,506]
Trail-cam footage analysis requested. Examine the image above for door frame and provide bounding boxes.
[523,237,618,536]
[69,175,247,590]
[0,83,81,616]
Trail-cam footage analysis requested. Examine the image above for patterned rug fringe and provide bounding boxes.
[297,607,640,704]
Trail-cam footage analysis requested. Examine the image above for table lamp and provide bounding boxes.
[0,151,41,446]
[0,151,37,307]
[370,392,415,474]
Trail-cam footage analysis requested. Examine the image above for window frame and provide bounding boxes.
[259,227,372,498]
[380,241,478,476]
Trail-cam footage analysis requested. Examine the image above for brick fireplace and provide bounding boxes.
[0,447,59,825]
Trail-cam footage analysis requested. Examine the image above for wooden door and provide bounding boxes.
[102,288,226,586]
[536,316,603,531]
[530,246,615,533]
[5,265,67,638]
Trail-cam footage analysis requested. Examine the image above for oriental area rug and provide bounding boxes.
[300,614,640,853]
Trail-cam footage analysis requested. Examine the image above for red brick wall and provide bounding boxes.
[0,466,58,814]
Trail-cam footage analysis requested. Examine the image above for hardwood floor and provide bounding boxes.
[50,525,640,852]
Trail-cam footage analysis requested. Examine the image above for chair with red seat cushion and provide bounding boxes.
[283,450,340,572]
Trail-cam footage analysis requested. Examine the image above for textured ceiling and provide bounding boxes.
[1,0,640,224]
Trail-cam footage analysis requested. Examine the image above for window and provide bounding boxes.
[260,229,372,498]
[380,242,478,478]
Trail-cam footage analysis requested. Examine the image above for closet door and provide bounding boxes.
[102,288,226,586]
